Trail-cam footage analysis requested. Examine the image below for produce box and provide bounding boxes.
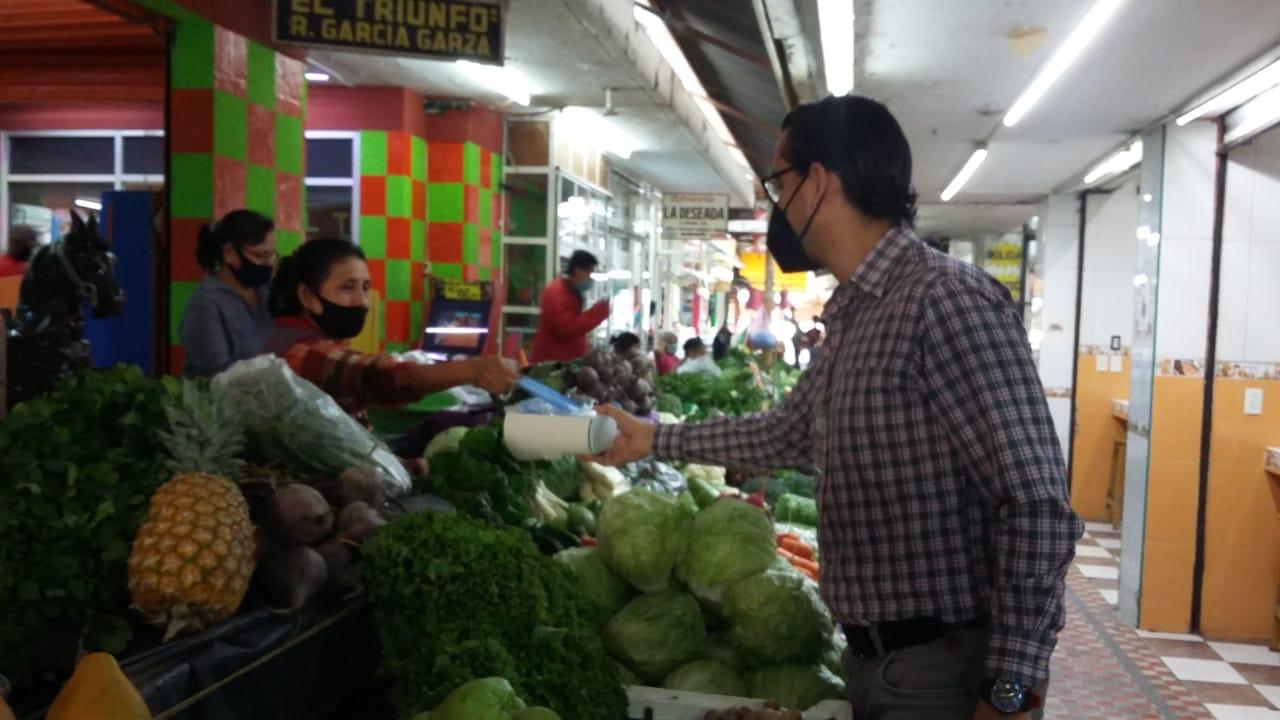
[627,686,854,720]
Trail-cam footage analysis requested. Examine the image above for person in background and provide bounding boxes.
[654,330,681,375]
[711,322,733,361]
[593,95,1078,720]
[531,250,609,362]
[610,331,642,357]
[265,237,517,433]
[178,210,278,377]
[0,225,38,277]
[676,337,721,377]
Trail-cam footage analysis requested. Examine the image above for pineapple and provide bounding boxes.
[128,381,256,640]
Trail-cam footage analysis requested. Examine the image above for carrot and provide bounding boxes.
[777,547,819,576]
[779,537,815,560]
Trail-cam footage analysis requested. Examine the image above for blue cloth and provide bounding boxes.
[179,274,275,377]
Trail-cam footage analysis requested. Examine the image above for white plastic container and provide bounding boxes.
[503,412,619,461]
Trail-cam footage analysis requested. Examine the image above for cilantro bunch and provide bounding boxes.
[361,511,627,719]
[0,367,175,687]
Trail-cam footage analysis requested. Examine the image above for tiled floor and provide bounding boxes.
[1072,525,1280,720]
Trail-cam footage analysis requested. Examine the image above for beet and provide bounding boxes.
[314,537,361,597]
[575,366,601,390]
[629,378,653,401]
[259,544,328,612]
[266,484,335,545]
[337,466,386,508]
[338,501,387,544]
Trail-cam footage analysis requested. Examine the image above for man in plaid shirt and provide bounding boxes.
[596,96,1081,719]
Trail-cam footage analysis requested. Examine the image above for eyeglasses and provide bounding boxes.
[761,166,799,205]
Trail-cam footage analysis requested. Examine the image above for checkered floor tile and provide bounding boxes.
[1066,530,1280,718]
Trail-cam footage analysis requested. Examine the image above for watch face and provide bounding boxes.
[990,680,1026,714]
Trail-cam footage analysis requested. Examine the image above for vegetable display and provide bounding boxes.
[661,659,748,697]
[596,490,692,593]
[0,367,174,683]
[602,590,707,683]
[361,510,627,719]
[415,677,561,720]
[676,498,779,605]
[568,349,657,416]
[553,547,632,627]
[723,566,834,667]
[745,665,845,711]
[656,371,769,421]
[774,494,817,527]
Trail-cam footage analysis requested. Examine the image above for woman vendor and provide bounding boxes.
[179,210,278,377]
[265,238,520,428]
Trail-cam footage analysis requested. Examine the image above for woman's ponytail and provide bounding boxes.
[195,222,220,271]
[268,254,304,317]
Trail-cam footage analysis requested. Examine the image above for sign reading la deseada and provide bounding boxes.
[662,193,730,240]
[276,0,504,64]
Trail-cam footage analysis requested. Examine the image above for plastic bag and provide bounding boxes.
[622,458,687,496]
[213,356,412,496]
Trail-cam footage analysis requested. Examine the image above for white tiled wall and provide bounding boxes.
[1039,194,1082,390]
[1081,179,1140,349]
[1221,127,1280,364]
[1155,122,1218,361]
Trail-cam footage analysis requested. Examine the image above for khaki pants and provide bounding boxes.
[841,626,1047,720]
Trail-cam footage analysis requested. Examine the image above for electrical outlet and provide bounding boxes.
[1245,388,1264,416]
[1096,355,1109,372]
[1111,336,1122,351]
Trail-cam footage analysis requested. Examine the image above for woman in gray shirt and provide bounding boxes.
[178,210,278,377]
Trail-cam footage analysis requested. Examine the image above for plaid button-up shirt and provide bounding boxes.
[654,225,1082,685]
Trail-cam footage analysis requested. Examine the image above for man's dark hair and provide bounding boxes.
[683,337,706,355]
[567,250,599,273]
[611,332,641,354]
[781,95,917,226]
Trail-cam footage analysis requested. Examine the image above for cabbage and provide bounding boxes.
[424,426,471,459]
[821,631,847,680]
[676,498,778,605]
[596,490,691,592]
[662,659,748,697]
[612,659,643,686]
[553,547,631,626]
[746,665,845,710]
[723,566,833,666]
[511,709,561,720]
[603,590,707,683]
[699,635,746,670]
[429,677,525,720]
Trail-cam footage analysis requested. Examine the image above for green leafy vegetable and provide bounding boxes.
[745,664,845,710]
[362,511,626,719]
[424,426,471,459]
[662,659,748,697]
[603,590,707,683]
[656,372,769,420]
[740,470,816,507]
[596,490,691,593]
[0,367,175,686]
[774,494,817,527]
[676,498,778,605]
[723,566,834,667]
[553,547,631,627]
[428,677,525,720]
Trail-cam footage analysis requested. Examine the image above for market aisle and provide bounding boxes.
[1045,563,1210,718]
[1071,527,1280,719]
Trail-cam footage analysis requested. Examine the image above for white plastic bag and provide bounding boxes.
[213,356,412,496]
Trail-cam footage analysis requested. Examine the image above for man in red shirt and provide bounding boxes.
[531,250,609,362]
[0,225,38,277]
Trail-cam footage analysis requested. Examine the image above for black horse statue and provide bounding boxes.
[4,212,125,408]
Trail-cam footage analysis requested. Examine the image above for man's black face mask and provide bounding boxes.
[767,173,824,273]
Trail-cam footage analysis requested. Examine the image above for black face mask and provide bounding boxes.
[766,176,824,273]
[230,248,273,288]
[310,295,368,339]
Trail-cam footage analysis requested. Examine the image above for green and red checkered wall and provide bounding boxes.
[164,18,305,373]
[358,130,428,353]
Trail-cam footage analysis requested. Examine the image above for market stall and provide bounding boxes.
[0,341,837,720]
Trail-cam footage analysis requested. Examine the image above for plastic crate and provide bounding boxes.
[627,686,853,720]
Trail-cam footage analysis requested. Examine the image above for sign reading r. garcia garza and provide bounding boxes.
[276,0,504,64]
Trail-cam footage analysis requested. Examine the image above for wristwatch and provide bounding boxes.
[980,677,1034,715]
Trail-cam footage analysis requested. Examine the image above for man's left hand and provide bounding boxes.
[971,701,1028,720]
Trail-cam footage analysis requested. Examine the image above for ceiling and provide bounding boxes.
[308,0,739,196]
[851,0,1280,236]
[0,0,166,103]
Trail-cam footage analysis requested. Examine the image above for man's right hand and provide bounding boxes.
[589,404,657,466]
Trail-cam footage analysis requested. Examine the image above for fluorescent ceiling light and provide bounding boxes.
[74,198,102,211]
[304,71,330,82]
[1178,58,1280,126]
[1224,82,1280,144]
[1002,0,1125,127]
[1084,139,1142,184]
[940,148,988,202]
[557,106,637,159]
[456,60,530,106]
[817,0,854,95]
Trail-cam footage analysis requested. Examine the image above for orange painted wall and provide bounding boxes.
[1140,376,1204,632]
[1200,378,1280,641]
[1071,353,1132,520]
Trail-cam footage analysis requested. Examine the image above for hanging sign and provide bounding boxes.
[662,193,729,240]
[275,0,504,64]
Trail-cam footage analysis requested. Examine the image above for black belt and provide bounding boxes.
[843,617,989,658]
